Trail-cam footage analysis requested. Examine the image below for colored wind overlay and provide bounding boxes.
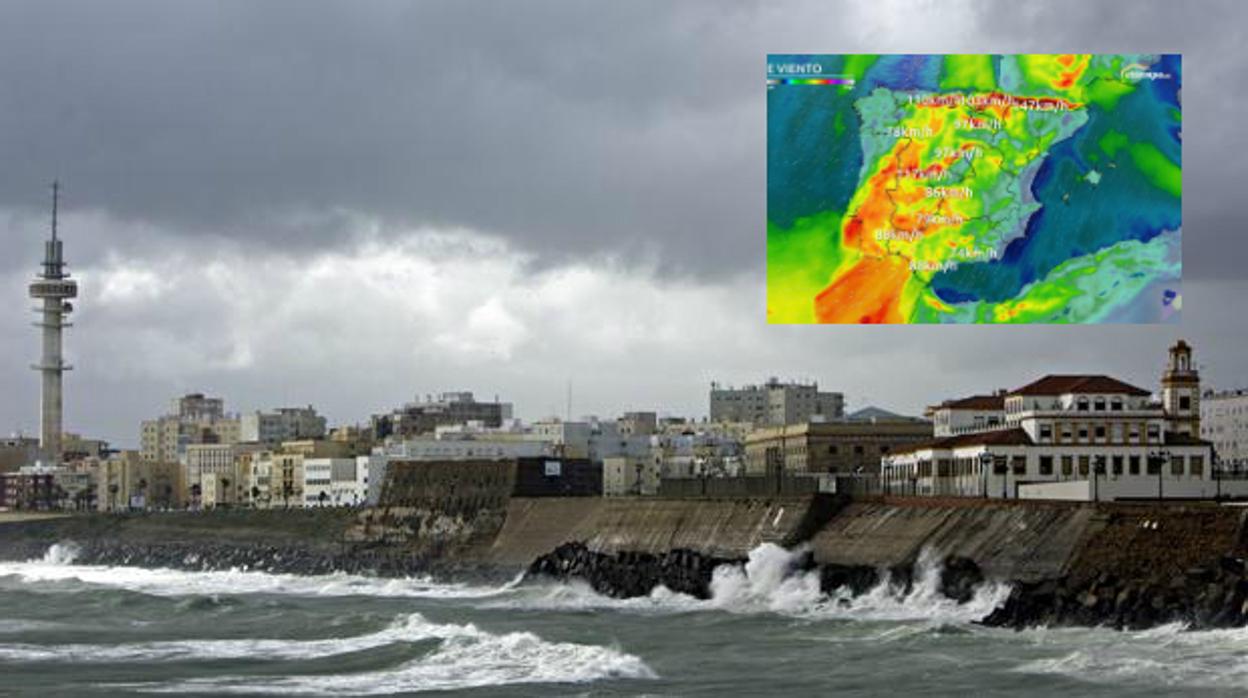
[767,54,1182,324]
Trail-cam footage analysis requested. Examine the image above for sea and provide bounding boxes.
[1,543,1246,697]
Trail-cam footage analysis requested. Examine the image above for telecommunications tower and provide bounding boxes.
[28,181,77,467]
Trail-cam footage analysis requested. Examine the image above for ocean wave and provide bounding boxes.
[0,612,429,663]
[96,613,655,694]
[492,544,1013,627]
[0,543,520,600]
[1013,622,1248,689]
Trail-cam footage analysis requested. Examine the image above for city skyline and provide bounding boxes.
[3,0,1248,448]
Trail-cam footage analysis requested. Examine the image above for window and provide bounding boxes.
[1095,426,1106,439]
[1171,455,1185,476]
[1061,455,1074,476]
[1095,398,1106,412]
[853,445,864,455]
[1112,455,1124,475]
[1130,424,1141,443]
[1147,454,1161,475]
[1079,455,1090,476]
[1012,455,1027,475]
[1039,424,1053,441]
[1129,455,1141,475]
[1078,398,1090,412]
[1147,424,1161,442]
[1040,455,1054,475]
[1061,424,1073,442]
[1111,399,1124,412]
[828,445,838,455]
[1078,427,1089,441]
[1179,396,1192,410]
[1190,455,1204,477]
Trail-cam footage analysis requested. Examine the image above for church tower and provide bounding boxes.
[1161,339,1200,437]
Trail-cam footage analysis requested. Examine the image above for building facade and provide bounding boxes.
[744,411,933,476]
[882,342,1223,502]
[1202,388,1248,471]
[710,378,844,426]
[371,391,513,439]
[140,393,239,463]
[240,406,327,445]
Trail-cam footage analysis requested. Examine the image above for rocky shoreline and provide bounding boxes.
[528,541,989,606]
[983,554,1248,630]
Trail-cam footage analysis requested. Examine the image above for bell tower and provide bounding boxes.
[1161,339,1200,437]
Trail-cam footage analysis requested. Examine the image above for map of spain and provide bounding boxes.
[767,54,1182,324]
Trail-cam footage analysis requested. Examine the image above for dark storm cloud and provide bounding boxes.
[0,0,1240,279]
[0,0,762,273]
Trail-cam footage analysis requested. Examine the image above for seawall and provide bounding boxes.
[4,492,1248,629]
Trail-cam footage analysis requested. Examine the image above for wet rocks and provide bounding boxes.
[982,554,1248,631]
[527,542,736,599]
[939,556,985,603]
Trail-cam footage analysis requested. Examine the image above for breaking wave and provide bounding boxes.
[1014,622,1248,689]
[0,543,520,600]
[88,612,655,694]
[493,543,1012,625]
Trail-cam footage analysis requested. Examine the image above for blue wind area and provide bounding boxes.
[930,80,1181,305]
[767,55,863,229]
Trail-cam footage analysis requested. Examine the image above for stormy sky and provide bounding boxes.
[0,0,1243,448]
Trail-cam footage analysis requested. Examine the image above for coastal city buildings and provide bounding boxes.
[5,205,1247,513]
[880,341,1223,501]
[709,378,844,426]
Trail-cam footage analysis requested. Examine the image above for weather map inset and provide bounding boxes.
[767,54,1182,324]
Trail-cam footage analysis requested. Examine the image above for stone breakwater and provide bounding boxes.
[983,554,1248,630]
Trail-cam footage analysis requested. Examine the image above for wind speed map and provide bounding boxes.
[767,54,1182,324]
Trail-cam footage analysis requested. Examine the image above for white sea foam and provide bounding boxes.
[0,613,430,663]
[488,543,1011,628]
[0,543,519,600]
[98,613,655,694]
[1014,622,1248,689]
[807,547,1014,624]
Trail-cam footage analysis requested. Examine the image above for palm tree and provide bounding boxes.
[220,477,231,508]
[250,485,261,508]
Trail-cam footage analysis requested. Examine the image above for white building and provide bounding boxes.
[882,342,1227,502]
[241,406,327,445]
[928,393,1007,436]
[302,457,366,507]
[1203,389,1248,470]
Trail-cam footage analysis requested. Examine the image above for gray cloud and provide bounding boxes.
[1,0,1246,447]
[0,0,1239,278]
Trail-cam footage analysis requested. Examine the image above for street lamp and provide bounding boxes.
[1149,449,1170,502]
[1093,455,1106,502]
[980,452,993,499]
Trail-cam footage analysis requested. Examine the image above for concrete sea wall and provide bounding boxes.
[4,482,1248,630]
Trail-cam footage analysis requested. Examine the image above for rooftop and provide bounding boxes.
[1010,375,1151,397]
